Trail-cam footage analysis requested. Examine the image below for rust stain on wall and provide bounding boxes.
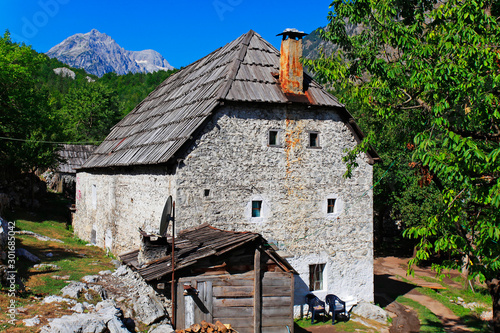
[284,114,305,197]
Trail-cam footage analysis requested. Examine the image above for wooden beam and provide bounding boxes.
[254,249,261,333]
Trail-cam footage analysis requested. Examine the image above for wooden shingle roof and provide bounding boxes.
[119,223,295,281]
[82,30,376,169]
[57,144,96,173]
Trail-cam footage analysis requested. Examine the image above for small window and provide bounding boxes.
[309,263,325,291]
[309,132,320,148]
[204,189,210,197]
[268,129,282,147]
[252,200,262,217]
[327,198,336,214]
[91,184,97,209]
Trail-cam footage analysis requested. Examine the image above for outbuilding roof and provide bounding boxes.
[119,223,295,281]
[83,30,378,169]
[57,144,96,173]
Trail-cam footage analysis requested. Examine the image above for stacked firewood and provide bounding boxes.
[175,320,238,333]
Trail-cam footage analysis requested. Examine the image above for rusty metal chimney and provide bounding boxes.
[277,28,308,95]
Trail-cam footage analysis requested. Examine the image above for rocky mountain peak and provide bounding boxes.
[46,29,173,77]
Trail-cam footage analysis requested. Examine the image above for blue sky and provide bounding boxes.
[1,0,333,68]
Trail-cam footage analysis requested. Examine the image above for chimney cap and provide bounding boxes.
[277,28,308,40]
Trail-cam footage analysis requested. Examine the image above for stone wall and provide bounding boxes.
[73,167,176,253]
[175,103,374,304]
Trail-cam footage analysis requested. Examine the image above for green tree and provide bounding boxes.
[306,0,500,328]
[58,82,120,143]
[0,31,60,175]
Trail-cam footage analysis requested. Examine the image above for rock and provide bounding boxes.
[40,313,107,333]
[71,303,85,313]
[16,230,64,243]
[42,295,77,305]
[96,299,117,311]
[45,252,54,257]
[113,265,128,277]
[148,323,174,333]
[41,299,130,333]
[111,259,122,268]
[89,284,108,300]
[107,315,131,333]
[85,292,94,301]
[133,293,165,325]
[351,301,389,324]
[52,275,70,280]
[82,275,100,283]
[99,270,112,275]
[23,315,40,327]
[34,263,61,271]
[481,310,493,321]
[16,248,40,263]
[53,67,76,79]
[61,281,88,299]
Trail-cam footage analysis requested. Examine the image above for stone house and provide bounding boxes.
[74,29,380,311]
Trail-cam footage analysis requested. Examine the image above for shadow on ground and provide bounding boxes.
[374,273,416,307]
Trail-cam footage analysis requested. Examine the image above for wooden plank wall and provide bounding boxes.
[261,272,293,333]
[212,273,254,333]
[176,271,293,333]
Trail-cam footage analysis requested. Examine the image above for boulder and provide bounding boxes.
[71,303,85,313]
[82,275,100,283]
[112,265,128,277]
[61,281,88,299]
[133,293,165,325]
[351,301,389,324]
[40,313,108,333]
[16,248,40,263]
[148,323,174,333]
[33,263,61,271]
[42,295,77,305]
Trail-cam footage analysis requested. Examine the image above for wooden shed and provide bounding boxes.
[120,224,297,333]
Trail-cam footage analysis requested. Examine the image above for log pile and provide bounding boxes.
[175,320,238,333]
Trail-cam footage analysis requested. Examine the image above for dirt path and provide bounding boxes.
[375,256,472,333]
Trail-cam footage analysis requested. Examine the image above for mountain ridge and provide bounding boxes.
[46,29,173,77]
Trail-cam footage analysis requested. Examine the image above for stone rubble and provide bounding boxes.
[40,300,130,333]
[36,264,172,332]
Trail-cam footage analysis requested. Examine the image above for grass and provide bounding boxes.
[397,273,491,332]
[0,192,115,332]
[415,287,491,332]
[294,314,378,332]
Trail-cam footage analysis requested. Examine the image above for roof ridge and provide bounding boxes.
[217,30,255,101]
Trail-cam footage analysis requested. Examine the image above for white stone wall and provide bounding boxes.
[175,104,374,305]
[74,169,176,253]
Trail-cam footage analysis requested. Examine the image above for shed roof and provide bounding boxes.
[119,223,295,281]
[83,30,377,169]
[57,144,96,173]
